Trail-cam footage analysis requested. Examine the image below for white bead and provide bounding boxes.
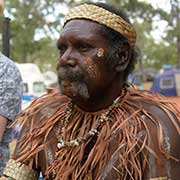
[70,139,79,146]
[57,140,65,149]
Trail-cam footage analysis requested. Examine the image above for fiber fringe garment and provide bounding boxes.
[12,89,180,180]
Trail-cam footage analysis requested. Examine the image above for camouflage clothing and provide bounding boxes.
[0,53,23,175]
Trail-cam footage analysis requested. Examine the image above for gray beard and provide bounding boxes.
[72,81,90,100]
[57,67,90,100]
[59,81,90,100]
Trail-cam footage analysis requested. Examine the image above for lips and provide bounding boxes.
[57,67,84,83]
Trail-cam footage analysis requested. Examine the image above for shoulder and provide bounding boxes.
[137,96,180,178]
[0,54,23,120]
[136,91,180,135]
[0,53,16,69]
[18,91,68,126]
[0,53,22,80]
[128,90,180,120]
[137,93,180,160]
[13,91,68,161]
[127,90,180,148]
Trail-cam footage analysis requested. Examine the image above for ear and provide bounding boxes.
[115,44,131,72]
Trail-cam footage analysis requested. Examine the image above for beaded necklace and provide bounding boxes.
[57,96,121,149]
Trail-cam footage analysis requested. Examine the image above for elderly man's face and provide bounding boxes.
[56,20,116,100]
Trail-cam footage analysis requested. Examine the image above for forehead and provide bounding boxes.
[60,19,107,42]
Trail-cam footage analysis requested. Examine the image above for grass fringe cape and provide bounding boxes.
[12,89,180,180]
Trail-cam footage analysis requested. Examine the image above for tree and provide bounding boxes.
[4,0,179,73]
[107,0,179,72]
[4,0,85,70]
[107,0,162,79]
[4,0,62,70]
[166,0,180,67]
[6,0,44,62]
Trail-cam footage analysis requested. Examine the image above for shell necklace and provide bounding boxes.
[57,96,121,149]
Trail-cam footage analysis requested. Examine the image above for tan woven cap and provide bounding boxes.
[64,4,136,47]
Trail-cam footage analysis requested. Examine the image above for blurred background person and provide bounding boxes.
[0,52,23,175]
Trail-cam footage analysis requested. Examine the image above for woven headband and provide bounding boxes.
[64,4,136,47]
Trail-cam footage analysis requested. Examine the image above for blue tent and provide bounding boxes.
[150,69,180,96]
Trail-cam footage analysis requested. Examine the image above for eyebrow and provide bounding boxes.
[57,35,97,47]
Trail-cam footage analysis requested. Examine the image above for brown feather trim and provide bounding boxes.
[12,89,180,179]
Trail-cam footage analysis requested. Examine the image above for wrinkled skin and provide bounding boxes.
[56,20,129,112]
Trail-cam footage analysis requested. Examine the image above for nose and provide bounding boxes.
[58,48,77,67]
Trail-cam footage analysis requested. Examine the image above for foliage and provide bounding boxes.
[107,0,180,71]
[4,0,61,71]
[3,0,180,73]
[161,0,180,67]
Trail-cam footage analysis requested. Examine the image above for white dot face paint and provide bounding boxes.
[97,48,105,58]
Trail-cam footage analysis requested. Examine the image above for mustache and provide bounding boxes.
[57,67,84,81]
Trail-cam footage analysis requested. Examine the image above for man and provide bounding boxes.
[1,2,180,180]
[0,53,23,175]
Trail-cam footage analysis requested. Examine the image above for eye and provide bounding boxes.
[77,43,92,52]
[57,42,67,56]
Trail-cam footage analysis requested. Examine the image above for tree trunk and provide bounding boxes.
[2,17,10,58]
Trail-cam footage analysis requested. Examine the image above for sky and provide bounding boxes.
[140,0,171,12]
[139,0,172,42]
[34,0,172,41]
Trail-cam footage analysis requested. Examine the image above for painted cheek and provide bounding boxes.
[85,57,100,80]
